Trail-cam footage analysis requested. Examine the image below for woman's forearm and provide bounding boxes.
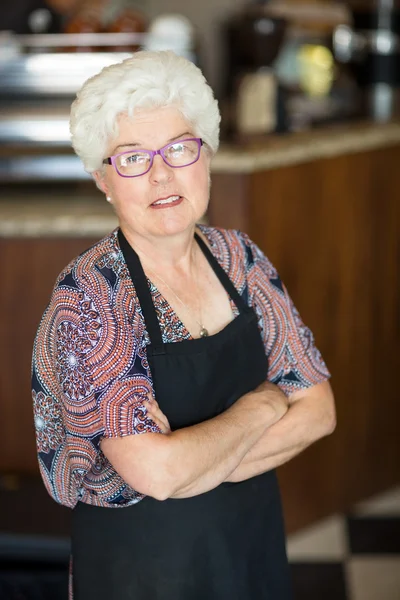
[158,393,283,499]
[226,445,304,483]
[225,382,336,483]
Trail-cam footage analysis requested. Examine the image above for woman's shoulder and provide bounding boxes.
[198,225,252,254]
[53,229,126,292]
[198,225,279,289]
[198,225,267,267]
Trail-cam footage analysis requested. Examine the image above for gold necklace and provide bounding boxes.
[141,251,209,339]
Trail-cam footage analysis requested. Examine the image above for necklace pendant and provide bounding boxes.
[200,326,209,338]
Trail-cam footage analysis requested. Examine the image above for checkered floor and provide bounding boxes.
[287,486,400,600]
[0,478,399,599]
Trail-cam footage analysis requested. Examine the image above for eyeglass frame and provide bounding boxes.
[102,137,204,178]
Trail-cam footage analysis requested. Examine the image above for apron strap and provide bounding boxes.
[194,232,247,312]
[117,228,164,349]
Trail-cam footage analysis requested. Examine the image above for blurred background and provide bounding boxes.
[0,0,399,598]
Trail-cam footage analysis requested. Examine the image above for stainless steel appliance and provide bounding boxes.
[333,0,400,120]
[0,33,142,183]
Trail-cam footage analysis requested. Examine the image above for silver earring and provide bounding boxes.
[106,196,112,203]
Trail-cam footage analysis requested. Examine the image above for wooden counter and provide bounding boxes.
[1,120,399,532]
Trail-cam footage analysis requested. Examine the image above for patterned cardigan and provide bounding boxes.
[32,226,330,510]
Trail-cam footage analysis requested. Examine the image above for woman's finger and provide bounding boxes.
[151,407,171,432]
[150,416,170,434]
[144,398,171,433]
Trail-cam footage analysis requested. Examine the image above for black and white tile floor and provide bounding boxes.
[0,479,399,599]
[287,486,400,600]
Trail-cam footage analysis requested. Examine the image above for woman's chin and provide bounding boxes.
[153,219,196,238]
[150,208,202,238]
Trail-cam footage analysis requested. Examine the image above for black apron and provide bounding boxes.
[72,229,293,599]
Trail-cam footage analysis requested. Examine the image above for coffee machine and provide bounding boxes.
[333,0,400,120]
[222,1,287,140]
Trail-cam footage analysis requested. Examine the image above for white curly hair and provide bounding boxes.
[70,50,221,174]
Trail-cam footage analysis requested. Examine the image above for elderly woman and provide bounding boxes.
[32,50,335,599]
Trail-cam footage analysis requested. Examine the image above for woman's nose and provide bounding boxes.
[149,154,173,184]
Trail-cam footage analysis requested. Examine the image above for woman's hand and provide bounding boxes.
[144,396,171,434]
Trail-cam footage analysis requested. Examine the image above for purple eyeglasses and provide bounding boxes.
[103,137,203,178]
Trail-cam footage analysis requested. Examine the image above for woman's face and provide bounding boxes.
[94,106,211,242]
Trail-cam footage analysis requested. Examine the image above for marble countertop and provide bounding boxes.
[213,120,400,173]
[1,120,399,238]
[0,193,117,238]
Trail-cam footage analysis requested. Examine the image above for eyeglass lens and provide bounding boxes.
[115,139,200,176]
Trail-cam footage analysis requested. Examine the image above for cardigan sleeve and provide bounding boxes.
[32,255,160,508]
[240,232,331,395]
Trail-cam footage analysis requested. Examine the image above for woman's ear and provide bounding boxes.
[93,170,109,195]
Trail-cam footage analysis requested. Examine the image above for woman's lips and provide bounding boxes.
[150,195,183,209]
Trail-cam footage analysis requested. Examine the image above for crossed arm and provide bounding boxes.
[224,380,335,483]
[100,379,335,501]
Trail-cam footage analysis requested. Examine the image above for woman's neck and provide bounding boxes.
[120,224,199,276]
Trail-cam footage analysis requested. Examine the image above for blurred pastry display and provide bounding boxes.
[62,4,103,51]
[106,7,146,52]
[57,0,147,52]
